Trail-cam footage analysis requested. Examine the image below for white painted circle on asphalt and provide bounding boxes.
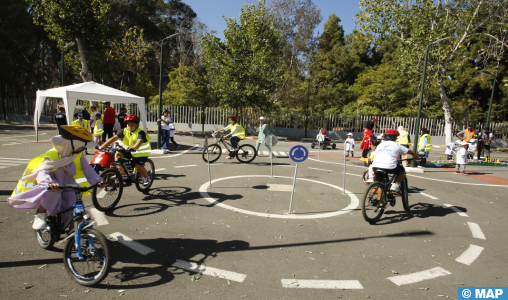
[199,175,359,219]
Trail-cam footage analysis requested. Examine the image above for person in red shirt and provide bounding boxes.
[102,101,116,142]
[360,119,377,162]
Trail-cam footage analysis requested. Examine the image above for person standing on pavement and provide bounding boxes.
[478,128,493,159]
[93,113,104,145]
[396,125,411,167]
[456,125,476,142]
[445,140,460,160]
[345,133,355,157]
[360,119,377,161]
[157,110,172,151]
[417,128,432,167]
[72,113,87,129]
[117,107,128,129]
[255,116,272,157]
[102,101,115,142]
[455,141,468,175]
[467,138,478,160]
[55,107,67,135]
[89,106,98,134]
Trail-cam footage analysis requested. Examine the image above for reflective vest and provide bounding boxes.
[122,127,151,157]
[94,119,104,136]
[228,123,245,139]
[72,119,88,129]
[463,129,476,142]
[418,134,432,152]
[396,132,409,145]
[12,149,90,197]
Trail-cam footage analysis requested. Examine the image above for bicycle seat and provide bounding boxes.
[374,169,389,182]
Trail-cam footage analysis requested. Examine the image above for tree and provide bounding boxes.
[26,0,113,82]
[200,1,285,110]
[356,0,508,143]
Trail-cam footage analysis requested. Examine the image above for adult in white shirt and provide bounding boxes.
[372,129,419,193]
[157,110,179,150]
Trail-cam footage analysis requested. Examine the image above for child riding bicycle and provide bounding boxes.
[99,114,152,186]
[213,115,245,159]
[8,125,104,230]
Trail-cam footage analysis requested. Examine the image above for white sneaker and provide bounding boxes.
[366,179,374,183]
[142,176,151,186]
[390,183,401,193]
[33,213,47,230]
[231,148,239,151]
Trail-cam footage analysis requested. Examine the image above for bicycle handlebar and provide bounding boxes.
[45,183,102,192]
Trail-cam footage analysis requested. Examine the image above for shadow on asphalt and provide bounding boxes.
[377,202,467,225]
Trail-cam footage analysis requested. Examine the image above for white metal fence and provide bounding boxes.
[3,98,508,139]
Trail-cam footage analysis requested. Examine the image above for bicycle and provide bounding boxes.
[360,159,412,224]
[34,184,111,286]
[90,146,155,211]
[202,133,257,163]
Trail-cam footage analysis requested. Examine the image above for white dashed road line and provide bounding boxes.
[154,168,166,172]
[172,259,247,283]
[89,208,109,226]
[281,279,363,289]
[387,267,451,286]
[467,222,486,240]
[150,147,197,159]
[455,244,484,265]
[412,191,438,199]
[444,204,469,217]
[308,167,333,172]
[108,232,155,255]
[174,165,197,168]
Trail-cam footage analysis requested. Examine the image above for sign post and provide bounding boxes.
[266,135,278,178]
[317,133,325,159]
[204,136,211,188]
[188,122,195,145]
[288,145,309,214]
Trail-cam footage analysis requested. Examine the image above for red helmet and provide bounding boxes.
[124,114,140,123]
[321,130,327,134]
[229,115,237,121]
[384,129,399,136]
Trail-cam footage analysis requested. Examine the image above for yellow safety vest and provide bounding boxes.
[94,119,104,136]
[418,134,432,152]
[396,133,409,145]
[122,127,151,157]
[228,123,245,140]
[72,119,88,129]
[12,149,91,197]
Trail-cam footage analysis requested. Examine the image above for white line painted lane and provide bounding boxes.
[108,232,155,255]
[455,244,484,265]
[89,208,109,226]
[444,204,469,217]
[467,222,486,240]
[0,157,31,161]
[281,279,363,289]
[172,259,247,282]
[174,165,197,168]
[150,147,197,159]
[412,191,438,199]
[308,167,333,172]
[279,151,287,156]
[154,168,166,172]
[387,267,451,286]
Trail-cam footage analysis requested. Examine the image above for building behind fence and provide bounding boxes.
[2,97,508,140]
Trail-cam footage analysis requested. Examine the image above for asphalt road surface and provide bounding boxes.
[0,124,507,299]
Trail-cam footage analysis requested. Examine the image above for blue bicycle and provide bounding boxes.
[35,184,111,286]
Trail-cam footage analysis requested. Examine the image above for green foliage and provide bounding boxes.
[200,1,285,110]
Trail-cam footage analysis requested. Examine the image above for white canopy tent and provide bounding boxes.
[34,82,147,142]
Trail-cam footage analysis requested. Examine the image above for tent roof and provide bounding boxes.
[37,82,144,103]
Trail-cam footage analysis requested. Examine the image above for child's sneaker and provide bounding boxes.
[390,183,401,193]
[461,172,468,176]
[142,176,151,186]
[366,178,374,183]
[33,213,47,230]
[454,171,460,174]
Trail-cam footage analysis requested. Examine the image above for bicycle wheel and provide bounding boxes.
[361,182,386,224]
[63,228,111,286]
[202,144,222,163]
[135,158,155,192]
[362,170,369,185]
[91,168,123,212]
[401,177,410,212]
[35,228,54,249]
[236,144,257,163]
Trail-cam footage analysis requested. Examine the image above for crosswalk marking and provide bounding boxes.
[109,232,155,255]
[172,259,247,282]
[279,151,287,156]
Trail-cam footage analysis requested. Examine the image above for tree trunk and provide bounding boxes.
[437,81,453,144]
[75,37,92,82]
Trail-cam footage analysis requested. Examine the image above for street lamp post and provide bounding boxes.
[411,37,451,168]
[61,42,75,86]
[305,80,310,138]
[482,70,497,130]
[158,33,179,149]
[410,84,421,119]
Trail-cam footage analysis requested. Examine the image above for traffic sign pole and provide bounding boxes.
[288,163,299,214]
[287,145,309,214]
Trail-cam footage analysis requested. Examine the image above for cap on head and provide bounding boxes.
[259,116,265,120]
[95,113,101,117]
[321,130,327,134]
[347,132,353,136]
[77,113,83,118]
[229,115,237,121]
[470,138,476,142]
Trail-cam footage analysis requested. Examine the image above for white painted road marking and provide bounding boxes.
[174,165,197,168]
[108,232,155,255]
[455,244,484,265]
[89,208,109,226]
[266,184,293,191]
[0,157,30,161]
[150,147,197,159]
[444,204,469,217]
[279,151,287,156]
[412,191,438,199]
[172,259,247,282]
[467,222,486,240]
[154,168,166,172]
[96,189,107,199]
[281,279,363,289]
[308,167,333,172]
[387,267,451,286]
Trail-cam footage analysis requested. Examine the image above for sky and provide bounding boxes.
[182,0,362,41]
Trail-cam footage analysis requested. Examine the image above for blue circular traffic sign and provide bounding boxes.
[289,145,309,163]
